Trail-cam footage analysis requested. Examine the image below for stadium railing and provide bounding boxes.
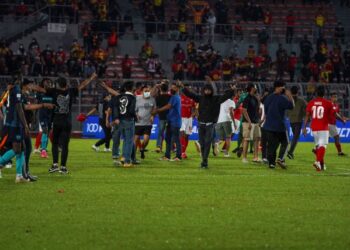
[79,20,338,43]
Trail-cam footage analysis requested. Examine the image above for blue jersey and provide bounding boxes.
[37,93,54,121]
[167,94,182,128]
[4,85,23,128]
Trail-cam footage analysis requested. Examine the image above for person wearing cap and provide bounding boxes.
[286,86,307,159]
[263,81,294,169]
[181,81,235,168]
[30,73,97,173]
[241,83,261,164]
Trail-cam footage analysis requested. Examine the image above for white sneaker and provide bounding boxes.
[92,145,99,152]
[5,163,12,169]
[313,161,322,171]
[0,170,2,178]
[224,153,230,158]
[15,176,29,183]
[104,148,112,152]
[242,158,249,164]
[33,149,41,154]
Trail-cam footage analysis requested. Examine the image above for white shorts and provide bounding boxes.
[328,124,338,137]
[232,119,240,134]
[313,130,329,147]
[180,117,193,135]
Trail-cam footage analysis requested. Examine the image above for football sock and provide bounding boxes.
[317,146,326,163]
[180,137,185,153]
[335,142,342,153]
[0,149,16,165]
[41,133,48,151]
[35,132,42,149]
[185,137,189,152]
[15,152,25,176]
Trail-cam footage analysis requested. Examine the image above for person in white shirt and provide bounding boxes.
[215,94,236,157]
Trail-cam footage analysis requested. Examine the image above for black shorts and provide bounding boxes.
[135,125,152,136]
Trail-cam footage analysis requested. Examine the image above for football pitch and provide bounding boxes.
[0,139,349,249]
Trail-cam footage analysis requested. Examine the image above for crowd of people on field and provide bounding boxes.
[0,72,347,183]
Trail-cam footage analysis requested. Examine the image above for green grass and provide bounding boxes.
[0,140,349,250]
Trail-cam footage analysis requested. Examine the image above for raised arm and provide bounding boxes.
[78,72,98,91]
[182,85,201,103]
[98,80,120,96]
[24,103,54,111]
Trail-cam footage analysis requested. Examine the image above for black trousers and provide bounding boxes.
[199,123,215,165]
[52,119,72,167]
[261,127,268,159]
[22,135,32,177]
[95,118,112,148]
[288,122,302,155]
[266,130,289,165]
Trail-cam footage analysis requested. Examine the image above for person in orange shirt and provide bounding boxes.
[188,1,210,38]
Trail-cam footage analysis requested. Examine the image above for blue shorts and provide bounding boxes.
[2,126,24,143]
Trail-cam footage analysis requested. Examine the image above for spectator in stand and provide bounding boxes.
[153,0,165,20]
[55,46,66,74]
[146,54,157,79]
[234,20,243,41]
[172,60,185,80]
[315,8,326,38]
[308,58,320,82]
[29,44,43,76]
[263,9,272,27]
[168,16,180,41]
[300,35,313,65]
[331,49,343,83]
[41,45,55,76]
[188,1,210,39]
[215,0,229,35]
[343,44,350,82]
[222,58,232,81]
[93,47,107,77]
[28,38,39,51]
[258,27,269,46]
[286,10,295,44]
[16,1,29,19]
[121,54,132,79]
[207,10,216,43]
[334,22,345,44]
[178,17,188,41]
[288,52,298,82]
[276,44,288,80]
[82,22,92,53]
[107,27,118,59]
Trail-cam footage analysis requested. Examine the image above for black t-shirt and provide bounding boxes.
[113,92,136,120]
[46,87,78,122]
[156,94,171,120]
[96,99,110,121]
[242,94,260,123]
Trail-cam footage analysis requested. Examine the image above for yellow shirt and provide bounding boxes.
[315,15,325,27]
[154,0,162,6]
[178,23,186,33]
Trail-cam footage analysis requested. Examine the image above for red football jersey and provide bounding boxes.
[233,96,242,120]
[306,97,334,131]
[329,102,340,125]
[181,94,195,118]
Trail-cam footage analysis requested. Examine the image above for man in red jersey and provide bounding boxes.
[303,86,335,171]
[329,93,348,156]
[180,84,196,159]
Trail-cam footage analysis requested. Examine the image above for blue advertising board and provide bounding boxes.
[83,115,350,143]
